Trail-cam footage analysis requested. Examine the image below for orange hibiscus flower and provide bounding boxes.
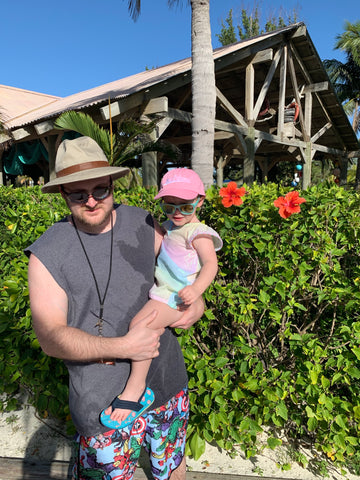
[219,182,246,207]
[274,191,306,219]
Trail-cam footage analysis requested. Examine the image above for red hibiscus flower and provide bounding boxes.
[219,182,246,207]
[274,191,306,219]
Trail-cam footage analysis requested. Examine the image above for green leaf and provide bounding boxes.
[188,432,206,460]
[215,357,228,368]
[276,401,288,421]
[267,437,282,449]
[335,415,348,431]
[307,417,317,431]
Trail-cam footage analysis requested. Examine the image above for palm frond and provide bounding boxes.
[54,111,115,161]
[335,21,360,65]
[126,0,141,21]
[54,110,181,169]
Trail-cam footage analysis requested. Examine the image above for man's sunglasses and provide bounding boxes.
[61,185,112,204]
[160,197,200,215]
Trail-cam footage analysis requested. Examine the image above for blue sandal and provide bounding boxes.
[100,387,155,429]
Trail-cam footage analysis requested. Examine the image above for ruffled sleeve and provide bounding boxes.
[187,223,222,251]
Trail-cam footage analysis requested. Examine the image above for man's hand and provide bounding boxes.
[122,310,164,361]
[172,296,205,330]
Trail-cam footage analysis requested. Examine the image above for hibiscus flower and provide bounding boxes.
[274,191,306,219]
[219,182,246,207]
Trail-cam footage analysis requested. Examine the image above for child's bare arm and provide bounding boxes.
[178,235,218,305]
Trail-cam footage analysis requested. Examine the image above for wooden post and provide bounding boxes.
[339,158,348,186]
[244,127,255,185]
[245,63,254,126]
[47,135,57,183]
[277,45,287,138]
[142,152,158,188]
[140,115,158,188]
[216,155,226,187]
[0,150,4,185]
[302,91,313,189]
[302,142,312,189]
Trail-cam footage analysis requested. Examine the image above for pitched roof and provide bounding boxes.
[2,26,294,130]
[1,23,359,154]
[0,85,59,125]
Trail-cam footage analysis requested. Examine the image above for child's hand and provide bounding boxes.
[178,285,201,305]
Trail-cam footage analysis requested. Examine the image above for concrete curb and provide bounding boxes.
[0,457,296,480]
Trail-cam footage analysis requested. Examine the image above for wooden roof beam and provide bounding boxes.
[288,42,346,149]
[253,45,283,121]
[35,120,56,136]
[0,133,12,144]
[168,106,348,158]
[304,82,329,93]
[347,150,360,159]
[287,46,309,142]
[216,87,247,127]
[311,122,332,143]
[141,97,168,116]
[214,35,283,73]
[12,127,33,141]
[277,44,287,138]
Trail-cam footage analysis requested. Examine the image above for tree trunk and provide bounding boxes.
[352,102,360,189]
[190,0,216,190]
[352,100,359,131]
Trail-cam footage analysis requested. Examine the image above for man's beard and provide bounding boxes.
[70,204,113,233]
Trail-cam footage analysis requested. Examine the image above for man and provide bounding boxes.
[26,136,204,480]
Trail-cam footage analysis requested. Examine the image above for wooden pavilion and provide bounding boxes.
[1,23,359,188]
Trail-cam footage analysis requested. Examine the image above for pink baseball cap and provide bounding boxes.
[154,168,205,200]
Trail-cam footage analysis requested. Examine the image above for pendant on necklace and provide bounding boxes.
[91,311,116,365]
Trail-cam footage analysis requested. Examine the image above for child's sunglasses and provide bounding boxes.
[160,197,200,215]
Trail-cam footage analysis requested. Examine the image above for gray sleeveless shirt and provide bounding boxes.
[26,204,188,436]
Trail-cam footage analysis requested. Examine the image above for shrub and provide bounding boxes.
[1,182,360,474]
[0,187,69,419]
[182,181,360,473]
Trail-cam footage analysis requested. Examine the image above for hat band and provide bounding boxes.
[56,161,110,178]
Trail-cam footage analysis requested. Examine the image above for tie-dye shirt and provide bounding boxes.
[149,220,222,309]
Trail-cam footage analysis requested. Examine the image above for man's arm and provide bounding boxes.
[28,254,163,362]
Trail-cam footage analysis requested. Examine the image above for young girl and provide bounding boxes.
[100,168,222,429]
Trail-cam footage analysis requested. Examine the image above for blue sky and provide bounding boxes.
[1,0,359,97]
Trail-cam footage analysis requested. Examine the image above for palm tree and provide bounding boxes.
[124,0,216,189]
[188,0,215,188]
[323,21,360,186]
[324,56,360,134]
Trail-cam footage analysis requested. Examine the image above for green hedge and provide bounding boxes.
[1,182,360,475]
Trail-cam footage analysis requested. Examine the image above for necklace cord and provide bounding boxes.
[72,212,114,336]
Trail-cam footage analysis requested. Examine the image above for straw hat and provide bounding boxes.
[42,136,129,193]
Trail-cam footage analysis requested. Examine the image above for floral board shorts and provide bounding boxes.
[72,388,189,480]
